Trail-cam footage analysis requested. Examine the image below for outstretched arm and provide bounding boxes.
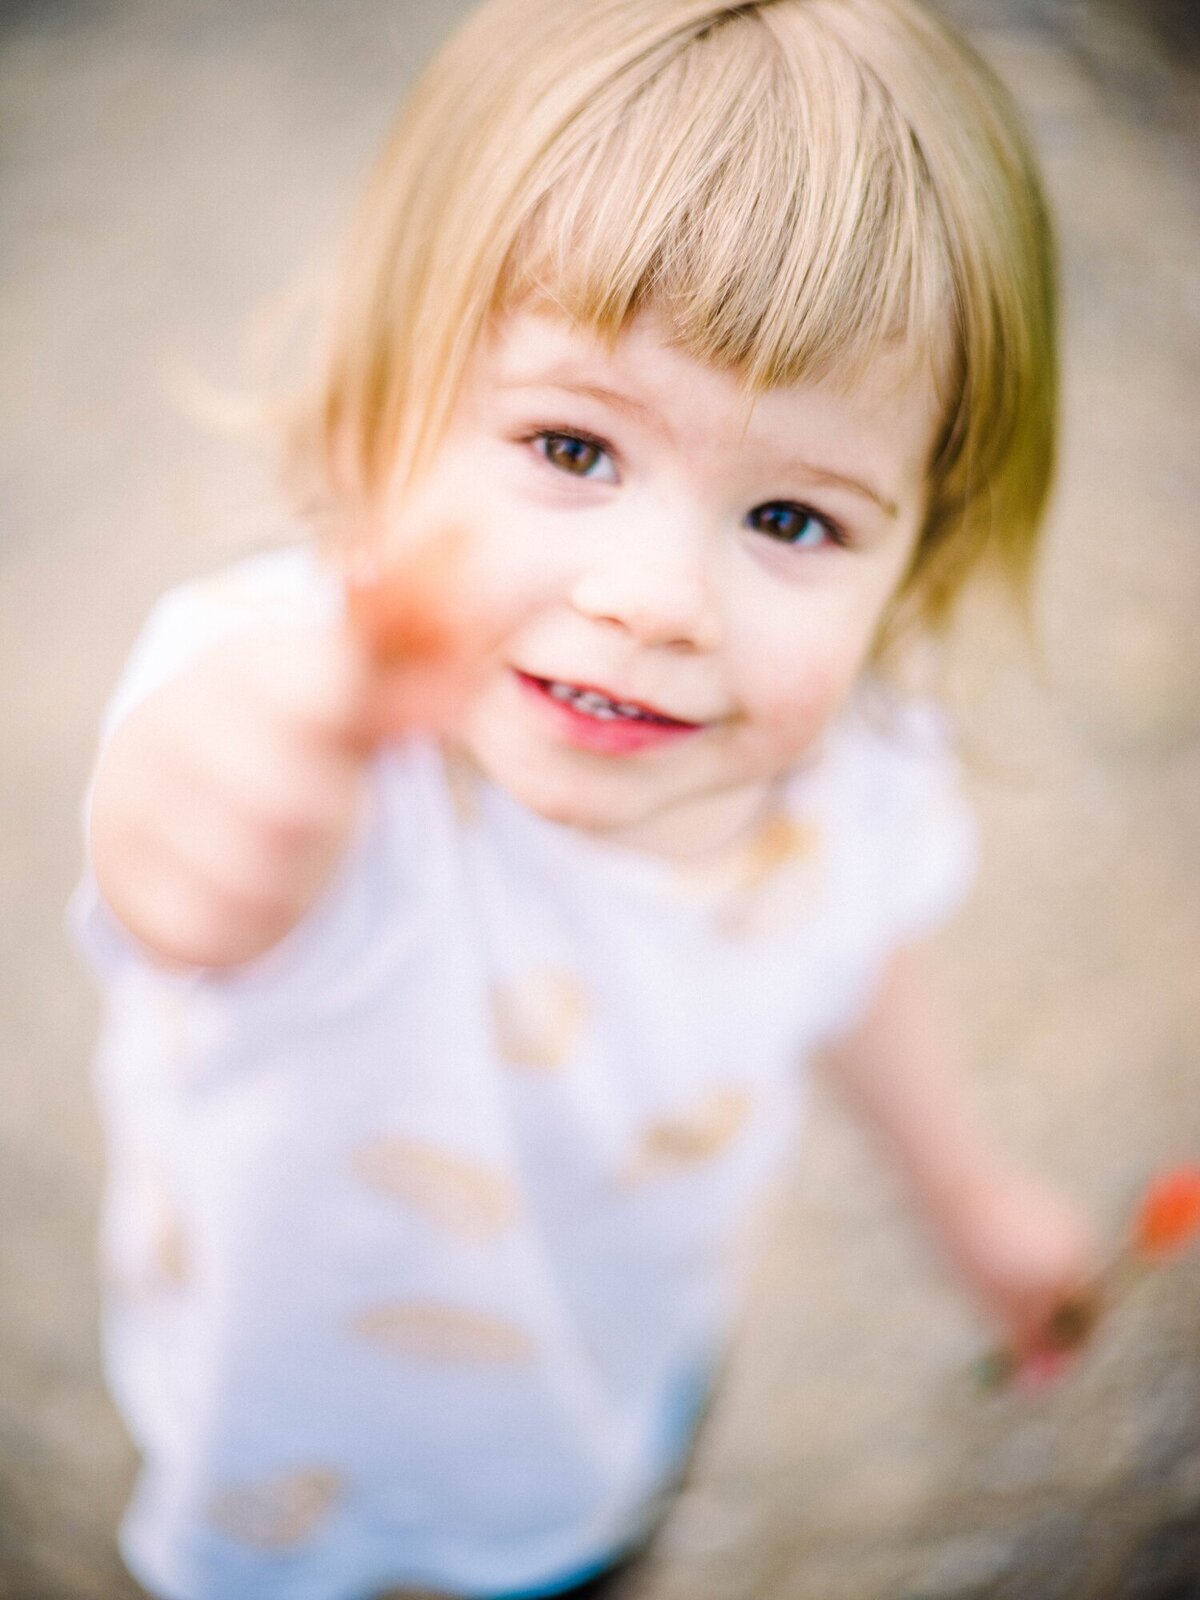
[819,944,1096,1362]
[89,526,522,971]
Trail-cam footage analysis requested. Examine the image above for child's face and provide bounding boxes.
[392,308,938,856]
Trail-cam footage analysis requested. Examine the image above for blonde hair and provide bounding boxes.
[293,0,1057,633]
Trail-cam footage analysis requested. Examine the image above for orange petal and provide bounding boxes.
[1134,1166,1200,1258]
[345,527,469,665]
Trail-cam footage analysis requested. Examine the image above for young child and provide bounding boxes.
[75,1,1096,1596]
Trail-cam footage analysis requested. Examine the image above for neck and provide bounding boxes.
[586,778,785,863]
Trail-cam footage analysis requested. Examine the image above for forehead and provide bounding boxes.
[476,307,941,496]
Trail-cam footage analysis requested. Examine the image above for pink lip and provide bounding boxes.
[513,671,703,756]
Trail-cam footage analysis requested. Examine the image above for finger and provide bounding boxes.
[1013,1348,1073,1393]
[361,659,485,742]
[346,522,539,674]
[346,525,476,667]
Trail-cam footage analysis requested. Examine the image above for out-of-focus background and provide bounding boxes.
[2,2,1198,1596]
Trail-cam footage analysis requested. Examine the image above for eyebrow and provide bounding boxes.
[500,375,674,442]
[502,373,899,518]
[777,459,900,519]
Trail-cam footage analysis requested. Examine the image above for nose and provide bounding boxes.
[568,512,723,652]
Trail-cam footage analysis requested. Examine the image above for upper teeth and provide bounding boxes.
[547,681,650,721]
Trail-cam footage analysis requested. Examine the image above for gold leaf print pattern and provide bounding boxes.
[350,1302,535,1364]
[623,1087,752,1184]
[208,1467,343,1550]
[104,1162,192,1299]
[152,1202,190,1288]
[678,806,819,908]
[351,1138,517,1242]
[718,815,821,938]
[743,814,818,885]
[490,968,587,1070]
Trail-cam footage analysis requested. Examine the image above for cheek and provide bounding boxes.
[739,618,873,752]
[386,461,570,633]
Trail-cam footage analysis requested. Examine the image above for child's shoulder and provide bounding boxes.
[805,687,964,813]
[797,687,977,945]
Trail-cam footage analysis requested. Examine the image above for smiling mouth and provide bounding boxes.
[516,672,699,728]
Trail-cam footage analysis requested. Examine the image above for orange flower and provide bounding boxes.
[977,1164,1200,1393]
[345,527,469,666]
[1134,1167,1200,1259]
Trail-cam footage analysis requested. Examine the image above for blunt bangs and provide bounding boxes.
[500,7,950,393]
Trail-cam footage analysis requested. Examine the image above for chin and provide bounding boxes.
[501,765,638,832]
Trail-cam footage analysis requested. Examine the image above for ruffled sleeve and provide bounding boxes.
[857,699,978,945]
[806,696,978,1043]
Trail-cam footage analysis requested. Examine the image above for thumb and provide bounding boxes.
[343,523,526,742]
[345,523,476,668]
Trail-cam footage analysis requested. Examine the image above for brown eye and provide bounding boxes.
[538,432,608,478]
[746,501,835,548]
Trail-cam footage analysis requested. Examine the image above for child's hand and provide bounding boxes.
[88,528,517,970]
[88,617,381,970]
[943,1167,1099,1385]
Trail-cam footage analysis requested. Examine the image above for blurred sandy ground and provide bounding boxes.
[1,2,1198,1596]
